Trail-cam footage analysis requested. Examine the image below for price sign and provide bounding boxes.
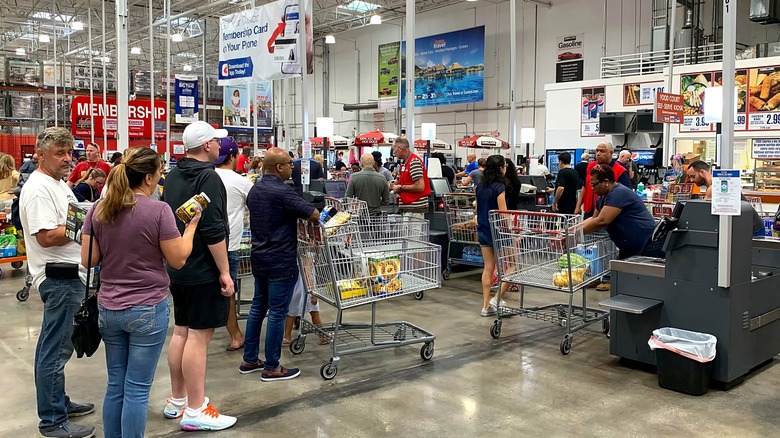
[750,112,780,130]
[301,159,310,185]
[735,113,747,130]
[173,144,185,155]
[682,115,711,132]
[581,122,601,137]
[625,81,665,106]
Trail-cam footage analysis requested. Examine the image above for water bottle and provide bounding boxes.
[637,182,644,193]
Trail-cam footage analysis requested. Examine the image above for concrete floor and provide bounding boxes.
[1,264,779,438]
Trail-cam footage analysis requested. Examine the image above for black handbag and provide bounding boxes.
[72,209,102,358]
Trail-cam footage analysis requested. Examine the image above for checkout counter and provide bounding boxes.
[601,200,780,388]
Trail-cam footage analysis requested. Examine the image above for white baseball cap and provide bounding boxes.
[182,121,228,150]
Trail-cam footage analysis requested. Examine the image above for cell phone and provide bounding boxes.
[280,4,300,74]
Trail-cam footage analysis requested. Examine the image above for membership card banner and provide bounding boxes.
[711,170,742,216]
[218,0,312,84]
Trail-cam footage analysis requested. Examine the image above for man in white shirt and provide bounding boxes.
[214,137,254,352]
[19,127,95,438]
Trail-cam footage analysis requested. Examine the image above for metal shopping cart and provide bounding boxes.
[488,210,617,354]
[294,213,440,379]
[3,256,32,301]
[442,193,481,279]
[235,213,253,318]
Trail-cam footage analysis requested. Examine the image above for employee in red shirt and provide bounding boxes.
[391,137,430,218]
[575,142,631,218]
[67,142,111,188]
[235,147,251,174]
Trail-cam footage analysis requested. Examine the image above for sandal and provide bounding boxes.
[282,338,291,347]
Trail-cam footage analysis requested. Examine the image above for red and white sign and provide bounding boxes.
[71,96,167,139]
[457,135,509,149]
[353,131,398,146]
[310,135,350,148]
[654,92,684,124]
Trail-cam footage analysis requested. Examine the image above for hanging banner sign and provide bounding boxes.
[555,34,584,83]
[174,74,199,124]
[223,80,273,134]
[581,86,605,137]
[71,96,167,139]
[218,0,313,84]
[711,170,742,216]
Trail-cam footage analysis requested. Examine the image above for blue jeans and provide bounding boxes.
[99,299,169,438]
[243,273,297,371]
[35,278,84,429]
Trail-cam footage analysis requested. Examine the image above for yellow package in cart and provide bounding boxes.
[327,279,369,300]
[372,277,403,295]
[367,254,401,283]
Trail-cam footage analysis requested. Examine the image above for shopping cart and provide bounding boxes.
[294,214,440,379]
[235,213,253,318]
[442,193,481,279]
[325,197,424,300]
[488,210,617,355]
[2,256,32,301]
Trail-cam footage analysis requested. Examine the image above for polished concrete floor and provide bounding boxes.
[1,264,779,438]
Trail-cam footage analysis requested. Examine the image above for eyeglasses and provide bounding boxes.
[590,179,604,188]
[277,160,294,167]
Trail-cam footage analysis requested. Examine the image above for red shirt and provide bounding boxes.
[583,161,627,213]
[397,153,430,207]
[68,160,111,185]
[236,154,250,173]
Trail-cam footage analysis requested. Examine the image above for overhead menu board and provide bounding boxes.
[624,81,666,106]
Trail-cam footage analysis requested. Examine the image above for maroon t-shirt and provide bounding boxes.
[83,195,181,310]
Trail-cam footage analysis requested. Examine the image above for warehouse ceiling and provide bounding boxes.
[0,0,490,73]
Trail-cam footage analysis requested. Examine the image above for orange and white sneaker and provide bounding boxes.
[179,403,236,431]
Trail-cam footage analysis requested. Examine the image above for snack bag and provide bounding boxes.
[368,254,402,294]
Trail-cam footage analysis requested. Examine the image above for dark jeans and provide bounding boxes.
[242,273,298,371]
[35,278,84,429]
[228,250,239,289]
[99,300,169,438]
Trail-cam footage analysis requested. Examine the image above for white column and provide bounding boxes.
[717,0,736,288]
[508,0,517,160]
[116,0,130,151]
[661,0,678,166]
[405,0,415,142]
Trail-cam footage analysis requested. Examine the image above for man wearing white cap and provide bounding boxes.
[162,121,237,431]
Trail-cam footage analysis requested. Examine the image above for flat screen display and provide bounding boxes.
[429,177,451,196]
[324,180,347,199]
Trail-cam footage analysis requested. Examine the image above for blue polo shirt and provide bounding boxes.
[247,174,316,278]
[465,160,479,175]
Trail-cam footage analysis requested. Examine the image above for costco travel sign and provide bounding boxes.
[71,96,167,139]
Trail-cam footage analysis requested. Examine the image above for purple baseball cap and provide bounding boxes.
[214,136,239,165]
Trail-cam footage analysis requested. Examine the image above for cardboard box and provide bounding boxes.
[65,202,93,243]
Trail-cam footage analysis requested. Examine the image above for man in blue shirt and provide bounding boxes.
[456,153,478,178]
[240,147,320,381]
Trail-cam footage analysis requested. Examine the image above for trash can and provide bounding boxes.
[648,328,717,396]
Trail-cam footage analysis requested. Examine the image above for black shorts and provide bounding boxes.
[170,280,229,330]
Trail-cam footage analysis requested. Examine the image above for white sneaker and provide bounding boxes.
[180,403,236,431]
[489,298,507,308]
[164,396,208,419]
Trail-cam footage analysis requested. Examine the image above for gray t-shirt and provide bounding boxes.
[83,195,181,310]
[346,168,390,216]
[470,169,483,187]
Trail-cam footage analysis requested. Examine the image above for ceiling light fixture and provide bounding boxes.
[39,34,50,43]
[130,46,142,55]
[369,14,382,25]
[183,64,193,72]
[325,34,336,44]
[15,48,25,56]
[171,33,183,42]
[71,21,84,30]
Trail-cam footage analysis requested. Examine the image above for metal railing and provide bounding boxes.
[600,44,724,78]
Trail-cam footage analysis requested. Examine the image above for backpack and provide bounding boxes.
[10,173,27,230]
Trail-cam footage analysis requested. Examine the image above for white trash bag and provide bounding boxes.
[648,327,717,363]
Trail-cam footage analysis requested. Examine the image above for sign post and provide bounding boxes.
[718,0,737,288]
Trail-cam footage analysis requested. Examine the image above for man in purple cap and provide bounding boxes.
[214,137,253,352]
[162,121,236,431]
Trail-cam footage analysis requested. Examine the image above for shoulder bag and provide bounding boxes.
[72,205,102,358]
